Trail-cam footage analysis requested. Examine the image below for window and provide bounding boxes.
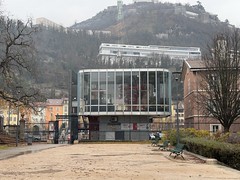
[207,74,218,89]
[79,69,171,115]
[210,124,221,133]
[133,52,140,55]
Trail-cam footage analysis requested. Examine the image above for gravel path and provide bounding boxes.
[0,143,239,180]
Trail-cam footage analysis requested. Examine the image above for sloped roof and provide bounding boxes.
[181,59,206,80]
[185,59,205,69]
[46,99,64,106]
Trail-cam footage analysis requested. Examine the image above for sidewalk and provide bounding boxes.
[0,143,67,160]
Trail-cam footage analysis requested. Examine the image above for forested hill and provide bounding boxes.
[34,2,233,98]
[71,2,232,49]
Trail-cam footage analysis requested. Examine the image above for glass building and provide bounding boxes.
[78,68,171,117]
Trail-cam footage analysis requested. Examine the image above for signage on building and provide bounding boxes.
[121,123,133,130]
[56,114,78,120]
[121,123,149,130]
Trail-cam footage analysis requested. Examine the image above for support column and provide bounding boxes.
[19,114,25,140]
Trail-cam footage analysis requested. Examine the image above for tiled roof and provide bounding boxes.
[185,59,205,69]
[181,59,205,81]
[46,99,63,106]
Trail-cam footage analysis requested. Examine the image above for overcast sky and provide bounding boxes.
[2,0,240,27]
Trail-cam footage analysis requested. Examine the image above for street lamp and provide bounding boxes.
[16,86,23,147]
[175,77,180,144]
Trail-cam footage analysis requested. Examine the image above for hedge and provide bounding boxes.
[182,137,240,171]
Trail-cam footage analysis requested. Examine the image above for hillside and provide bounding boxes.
[33,2,233,98]
[71,2,231,50]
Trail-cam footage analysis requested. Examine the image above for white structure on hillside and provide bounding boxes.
[133,0,159,3]
[117,0,124,21]
[99,43,201,64]
[36,17,64,29]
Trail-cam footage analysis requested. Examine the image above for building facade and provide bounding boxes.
[182,60,240,133]
[30,102,46,133]
[99,43,201,64]
[77,68,172,141]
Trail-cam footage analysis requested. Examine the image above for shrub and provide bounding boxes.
[162,129,177,145]
[227,133,240,144]
[182,137,240,170]
[163,128,209,145]
[182,128,210,138]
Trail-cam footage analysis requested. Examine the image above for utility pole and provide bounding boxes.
[175,77,180,144]
[172,71,181,145]
[68,70,72,144]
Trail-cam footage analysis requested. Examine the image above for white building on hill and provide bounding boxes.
[99,43,201,64]
[133,0,159,3]
[36,17,64,30]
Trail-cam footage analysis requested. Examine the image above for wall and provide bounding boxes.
[98,115,150,141]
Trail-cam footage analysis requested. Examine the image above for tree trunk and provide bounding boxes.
[223,126,230,133]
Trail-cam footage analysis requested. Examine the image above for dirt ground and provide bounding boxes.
[0,143,239,180]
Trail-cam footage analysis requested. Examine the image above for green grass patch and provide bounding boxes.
[0,145,9,150]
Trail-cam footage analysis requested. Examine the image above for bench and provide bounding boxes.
[169,143,185,159]
[158,140,170,150]
[151,137,160,146]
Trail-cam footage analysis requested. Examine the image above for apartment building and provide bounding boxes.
[45,99,65,124]
[0,107,18,126]
[182,59,240,132]
[99,43,201,64]
[30,102,46,133]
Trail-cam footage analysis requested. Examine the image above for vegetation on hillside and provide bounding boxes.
[1,2,234,99]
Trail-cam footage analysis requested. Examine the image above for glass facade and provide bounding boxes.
[78,69,171,116]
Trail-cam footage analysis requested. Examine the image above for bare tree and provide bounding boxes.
[0,16,44,108]
[199,29,240,133]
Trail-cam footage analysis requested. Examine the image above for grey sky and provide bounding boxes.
[2,0,240,27]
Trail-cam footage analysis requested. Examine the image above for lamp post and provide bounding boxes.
[16,86,23,147]
[8,103,11,126]
[175,77,180,144]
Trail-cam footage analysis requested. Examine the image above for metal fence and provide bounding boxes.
[2,121,240,144]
